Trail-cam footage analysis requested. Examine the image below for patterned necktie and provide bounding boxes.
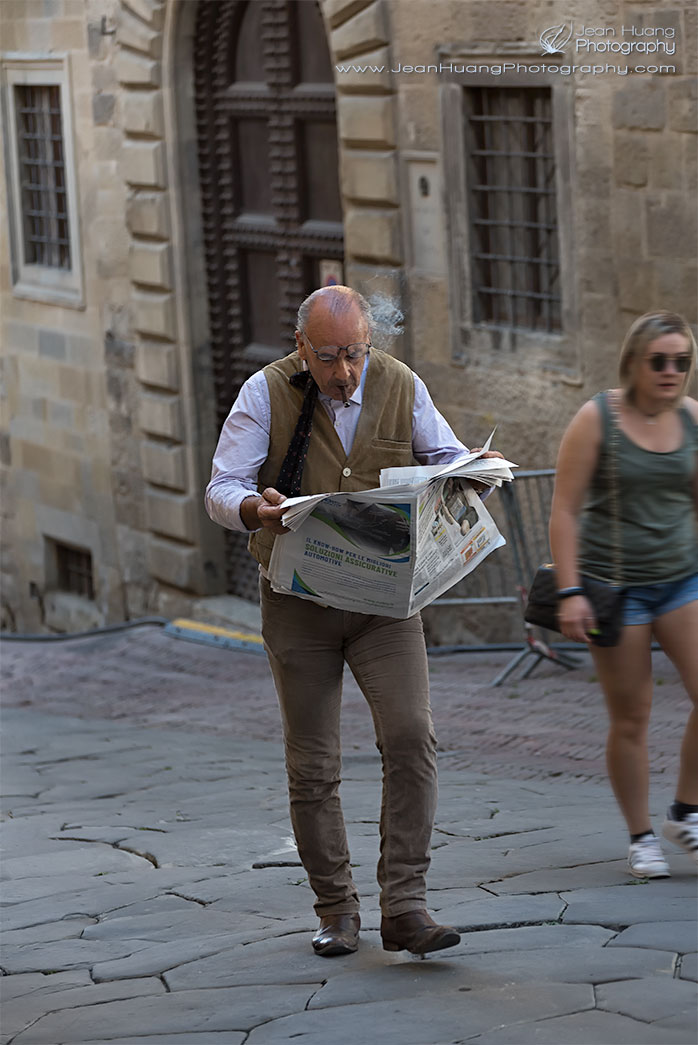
[274,370,319,497]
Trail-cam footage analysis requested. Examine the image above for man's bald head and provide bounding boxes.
[297,286,372,334]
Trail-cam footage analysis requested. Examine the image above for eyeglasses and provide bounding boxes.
[646,353,692,373]
[301,332,371,364]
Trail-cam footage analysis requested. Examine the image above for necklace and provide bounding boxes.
[624,395,664,425]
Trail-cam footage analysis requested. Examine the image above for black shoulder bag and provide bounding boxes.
[524,392,627,647]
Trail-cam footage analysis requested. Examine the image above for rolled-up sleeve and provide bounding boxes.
[412,373,470,465]
[204,373,271,532]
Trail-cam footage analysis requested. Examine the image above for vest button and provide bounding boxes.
[342,467,352,478]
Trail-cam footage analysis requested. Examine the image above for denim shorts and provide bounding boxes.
[623,572,698,626]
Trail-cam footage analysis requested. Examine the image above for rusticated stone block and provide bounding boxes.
[341,150,398,203]
[323,0,374,31]
[617,260,654,312]
[613,81,666,131]
[133,291,177,339]
[466,1,528,41]
[610,190,644,258]
[92,93,115,126]
[668,79,698,133]
[51,19,85,50]
[331,3,388,58]
[126,193,171,238]
[141,440,187,490]
[115,50,160,87]
[648,135,684,190]
[334,47,391,92]
[646,192,697,258]
[146,488,196,542]
[122,91,164,138]
[38,330,66,361]
[117,9,161,57]
[122,0,164,29]
[138,392,182,439]
[344,207,402,264]
[148,536,199,590]
[129,242,172,290]
[338,95,396,146]
[613,134,648,187]
[123,140,167,188]
[685,134,697,194]
[654,260,698,318]
[135,341,179,390]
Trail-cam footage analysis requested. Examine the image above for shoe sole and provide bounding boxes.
[382,930,461,954]
[662,823,698,861]
[628,865,670,879]
[312,941,359,957]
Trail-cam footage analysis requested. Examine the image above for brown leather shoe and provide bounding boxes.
[381,910,460,955]
[312,913,360,956]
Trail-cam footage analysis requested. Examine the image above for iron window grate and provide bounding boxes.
[464,87,561,334]
[55,543,94,600]
[14,84,71,270]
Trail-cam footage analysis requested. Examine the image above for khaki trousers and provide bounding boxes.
[260,578,438,918]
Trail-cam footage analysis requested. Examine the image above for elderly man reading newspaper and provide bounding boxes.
[205,285,504,959]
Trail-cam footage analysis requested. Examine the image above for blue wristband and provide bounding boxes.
[557,586,585,599]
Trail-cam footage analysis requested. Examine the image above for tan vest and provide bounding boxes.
[249,349,416,568]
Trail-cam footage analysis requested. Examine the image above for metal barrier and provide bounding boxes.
[432,469,581,684]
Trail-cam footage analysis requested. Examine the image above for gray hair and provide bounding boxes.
[296,286,373,334]
[619,310,697,395]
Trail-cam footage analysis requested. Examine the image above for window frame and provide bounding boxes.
[441,60,577,373]
[1,54,84,307]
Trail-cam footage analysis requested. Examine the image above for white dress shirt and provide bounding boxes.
[205,353,471,532]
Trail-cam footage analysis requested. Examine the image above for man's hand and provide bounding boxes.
[467,448,505,495]
[241,488,289,533]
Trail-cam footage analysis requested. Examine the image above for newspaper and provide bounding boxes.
[267,437,517,617]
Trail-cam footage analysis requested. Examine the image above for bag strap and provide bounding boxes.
[606,391,624,588]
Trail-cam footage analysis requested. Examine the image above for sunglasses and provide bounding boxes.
[646,353,692,373]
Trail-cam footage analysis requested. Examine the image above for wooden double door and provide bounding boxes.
[194,0,344,597]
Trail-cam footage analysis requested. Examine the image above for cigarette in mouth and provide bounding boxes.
[341,387,349,407]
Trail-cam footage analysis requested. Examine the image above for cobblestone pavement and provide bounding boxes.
[0,623,688,784]
[1,626,696,1045]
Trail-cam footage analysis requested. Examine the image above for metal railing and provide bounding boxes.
[432,469,581,684]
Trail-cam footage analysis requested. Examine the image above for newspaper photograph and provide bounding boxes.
[267,446,516,617]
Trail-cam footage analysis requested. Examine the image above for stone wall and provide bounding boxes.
[1,0,695,638]
[354,0,697,468]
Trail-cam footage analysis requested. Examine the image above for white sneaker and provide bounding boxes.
[662,811,698,865]
[628,835,670,878]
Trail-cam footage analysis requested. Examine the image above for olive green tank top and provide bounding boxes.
[578,391,698,586]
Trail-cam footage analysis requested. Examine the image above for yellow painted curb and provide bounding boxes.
[170,618,263,645]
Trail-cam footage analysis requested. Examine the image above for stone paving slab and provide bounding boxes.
[302,943,676,1008]
[1,844,150,880]
[607,919,698,952]
[464,1009,696,1044]
[245,982,594,1044]
[0,977,165,1043]
[1,917,96,949]
[75,1037,245,1045]
[9,986,320,1044]
[596,975,698,1025]
[679,952,697,980]
[0,970,92,1003]
[561,884,694,925]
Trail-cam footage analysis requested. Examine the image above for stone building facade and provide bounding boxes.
[1,0,696,636]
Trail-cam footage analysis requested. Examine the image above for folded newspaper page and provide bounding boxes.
[267,442,517,617]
